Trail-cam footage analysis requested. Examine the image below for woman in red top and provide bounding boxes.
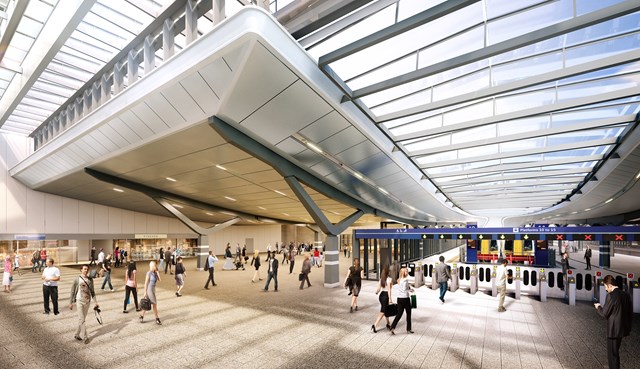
[313,248,320,268]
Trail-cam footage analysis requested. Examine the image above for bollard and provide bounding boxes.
[514,266,521,300]
[568,274,576,306]
[432,263,439,290]
[470,264,478,295]
[491,265,498,297]
[539,268,547,302]
[414,262,424,288]
[450,263,458,292]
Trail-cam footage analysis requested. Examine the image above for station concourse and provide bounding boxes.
[0,1,639,368]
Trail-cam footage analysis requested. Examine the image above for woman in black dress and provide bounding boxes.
[371,266,392,332]
[344,258,364,313]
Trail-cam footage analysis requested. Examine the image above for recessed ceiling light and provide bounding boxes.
[274,190,286,196]
[306,142,323,153]
[282,213,290,216]
[220,211,235,216]
[216,164,227,171]
[636,172,640,179]
[571,211,578,214]
[166,177,176,182]
[584,208,591,212]
[113,188,124,192]
[605,198,613,204]
[378,187,388,195]
[172,204,183,208]
[224,196,236,202]
[353,172,363,180]
[205,212,214,216]
[258,206,266,210]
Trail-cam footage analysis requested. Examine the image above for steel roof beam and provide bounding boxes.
[350,1,640,100]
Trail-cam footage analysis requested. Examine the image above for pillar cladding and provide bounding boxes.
[599,242,610,268]
[324,235,340,288]
[197,235,210,271]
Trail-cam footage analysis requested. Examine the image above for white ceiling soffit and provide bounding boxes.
[9,7,473,225]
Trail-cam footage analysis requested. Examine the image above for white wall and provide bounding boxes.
[0,132,195,237]
[209,224,280,255]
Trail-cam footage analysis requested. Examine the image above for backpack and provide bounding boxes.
[204,258,210,271]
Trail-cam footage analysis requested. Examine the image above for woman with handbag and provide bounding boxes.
[345,259,364,313]
[139,261,161,325]
[123,261,140,313]
[371,266,392,332]
[299,254,311,290]
[390,268,414,335]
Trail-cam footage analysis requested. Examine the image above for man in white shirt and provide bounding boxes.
[496,259,511,312]
[204,251,218,289]
[41,258,61,315]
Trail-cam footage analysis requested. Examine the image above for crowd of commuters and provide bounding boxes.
[0,243,632,369]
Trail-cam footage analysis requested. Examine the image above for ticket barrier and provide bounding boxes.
[470,265,478,295]
[450,263,458,292]
[632,281,640,314]
[539,269,547,302]
[514,267,521,300]
[414,262,424,288]
[432,263,438,290]
[567,273,576,306]
[491,265,498,297]
[598,279,606,304]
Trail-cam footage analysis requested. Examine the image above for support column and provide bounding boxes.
[599,242,610,268]
[197,235,210,271]
[324,235,340,288]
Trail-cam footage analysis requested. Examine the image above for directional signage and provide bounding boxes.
[519,234,540,240]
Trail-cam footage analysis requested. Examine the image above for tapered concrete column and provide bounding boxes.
[197,235,210,271]
[324,235,340,288]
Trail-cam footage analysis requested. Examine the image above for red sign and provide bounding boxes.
[555,235,564,240]
[584,235,592,241]
[596,271,602,277]
[629,273,634,279]
[615,234,624,241]
[567,270,573,275]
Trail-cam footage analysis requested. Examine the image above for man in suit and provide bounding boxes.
[263,255,279,292]
[584,246,592,270]
[594,275,632,369]
[435,255,451,303]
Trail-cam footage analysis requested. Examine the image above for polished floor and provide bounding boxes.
[0,253,638,369]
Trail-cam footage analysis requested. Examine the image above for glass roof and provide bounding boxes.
[310,0,640,218]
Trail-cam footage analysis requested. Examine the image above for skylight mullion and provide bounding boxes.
[437,168,592,186]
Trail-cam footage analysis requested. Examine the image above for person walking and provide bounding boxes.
[38,248,47,272]
[164,247,173,274]
[114,246,120,268]
[584,246,592,270]
[345,259,364,313]
[158,247,165,271]
[282,244,289,264]
[496,258,511,312]
[41,258,61,315]
[175,256,186,297]
[251,250,262,283]
[288,246,297,274]
[31,249,39,273]
[123,261,140,313]
[313,248,320,268]
[242,244,247,264]
[435,255,451,303]
[204,251,218,289]
[389,268,413,334]
[97,248,105,276]
[89,246,96,266]
[299,254,312,290]
[100,254,114,291]
[3,255,13,293]
[371,266,392,333]
[69,264,99,344]
[560,252,570,290]
[13,252,21,276]
[594,275,633,369]
[263,255,279,292]
[140,261,161,325]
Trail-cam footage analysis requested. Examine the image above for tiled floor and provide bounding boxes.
[0,254,638,369]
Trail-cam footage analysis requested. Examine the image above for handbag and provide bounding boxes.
[411,294,417,309]
[298,273,304,281]
[384,303,398,317]
[140,297,152,311]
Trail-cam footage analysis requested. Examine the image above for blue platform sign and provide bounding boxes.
[14,234,46,240]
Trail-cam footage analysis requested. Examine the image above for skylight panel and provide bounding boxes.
[494,88,556,115]
[16,15,44,38]
[23,0,55,22]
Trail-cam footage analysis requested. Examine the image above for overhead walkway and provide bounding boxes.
[1,252,638,369]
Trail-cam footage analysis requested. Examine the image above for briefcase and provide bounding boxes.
[384,303,398,317]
